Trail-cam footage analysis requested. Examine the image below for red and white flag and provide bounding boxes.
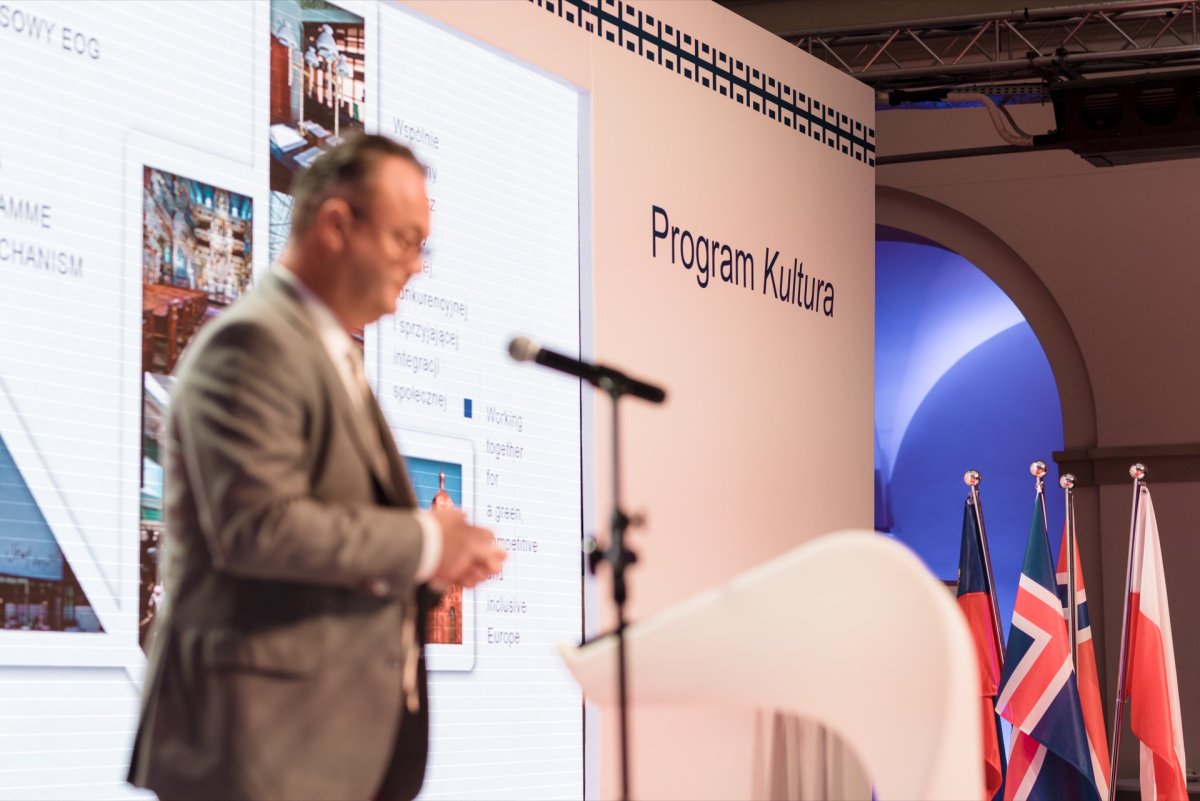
[1128,488,1188,801]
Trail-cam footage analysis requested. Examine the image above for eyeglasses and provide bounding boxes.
[343,199,431,259]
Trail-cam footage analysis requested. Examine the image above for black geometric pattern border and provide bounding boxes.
[529,0,876,167]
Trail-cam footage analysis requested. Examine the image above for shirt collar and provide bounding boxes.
[274,264,356,357]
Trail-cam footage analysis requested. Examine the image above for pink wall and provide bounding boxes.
[406,1,877,796]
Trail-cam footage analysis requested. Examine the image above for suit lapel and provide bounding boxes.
[259,272,406,506]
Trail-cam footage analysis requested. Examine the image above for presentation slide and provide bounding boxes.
[295,5,587,795]
[0,0,874,799]
[0,1,584,798]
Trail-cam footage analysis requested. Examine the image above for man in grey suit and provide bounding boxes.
[128,134,505,801]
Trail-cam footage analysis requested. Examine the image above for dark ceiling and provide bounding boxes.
[715,0,1102,37]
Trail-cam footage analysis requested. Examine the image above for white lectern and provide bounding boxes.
[560,531,983,801]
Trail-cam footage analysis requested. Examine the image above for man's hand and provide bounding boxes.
[432,507,506,587]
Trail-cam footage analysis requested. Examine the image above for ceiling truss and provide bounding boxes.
[784,1,1200,92]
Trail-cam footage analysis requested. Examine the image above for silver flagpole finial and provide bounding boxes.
[1060,473,1076,490]
[964,469,981,487]
[1130,463,1147,481]
[1030,460,1047,478]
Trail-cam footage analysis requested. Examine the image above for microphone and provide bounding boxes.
[508,337,666,404]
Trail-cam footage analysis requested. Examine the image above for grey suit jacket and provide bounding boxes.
[129,272,433,801]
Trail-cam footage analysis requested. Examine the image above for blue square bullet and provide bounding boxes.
[463,398,473,418]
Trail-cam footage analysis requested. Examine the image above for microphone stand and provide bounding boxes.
[587,374,641,801]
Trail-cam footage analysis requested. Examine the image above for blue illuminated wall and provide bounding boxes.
[875,239,1065,637]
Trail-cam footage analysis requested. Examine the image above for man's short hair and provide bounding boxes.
[288,133,422,234]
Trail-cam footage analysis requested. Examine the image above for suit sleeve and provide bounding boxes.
[172,318,425,592]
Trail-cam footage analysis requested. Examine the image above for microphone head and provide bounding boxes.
[508,336,540,363]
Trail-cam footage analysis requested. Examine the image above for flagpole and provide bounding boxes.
[1061,473,1079,670]
[965,469,1006,662]
[1106,462,1146,801]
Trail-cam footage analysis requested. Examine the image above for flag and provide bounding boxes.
[1128,488,1187,801]
[956,499,1007,801]
[997,493,1101,801]
[1056,521,1111,801]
